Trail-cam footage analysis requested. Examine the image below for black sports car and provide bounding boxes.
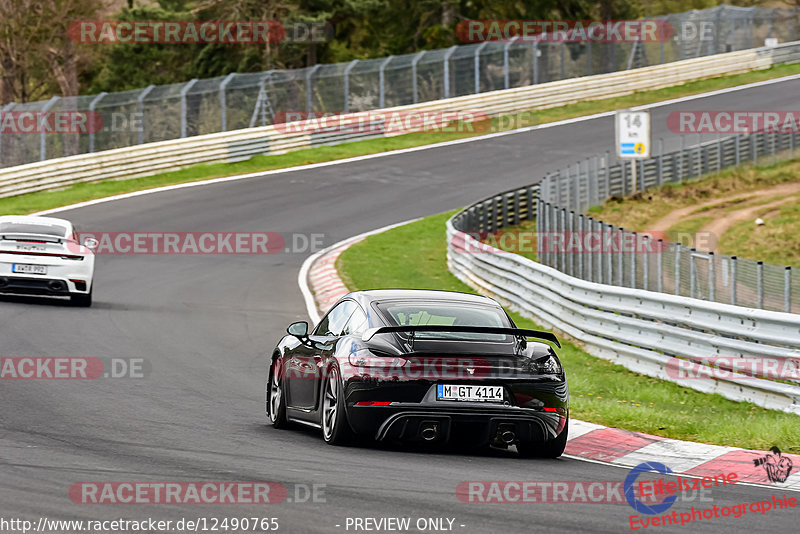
[266,289,569,457]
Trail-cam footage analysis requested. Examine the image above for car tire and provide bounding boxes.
[70,286,92,307]
[267,359,288,429]
[517,419,568,459]
[321,365,354,445]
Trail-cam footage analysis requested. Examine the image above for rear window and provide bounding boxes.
[375,301,510,341]
[0,222,68,237]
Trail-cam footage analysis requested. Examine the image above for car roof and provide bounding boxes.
[345,289,500,308]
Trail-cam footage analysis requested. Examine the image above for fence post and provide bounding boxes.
[411,51,425,104]
[443,46,458,98]
[474,42,489,94]
[606,223,613,285]
[785,266,792,313]
[617,228,623,286]
[642,235,649,291]
[503,36,520,89]
[586,39,592,75]
[219,73,236,132]
[604,151,610,199]
[735,134,740,165]
[560,41,566,79]
[179,79,198,138]
[679,135,685,182]
[560,209,566,273]
[656,239,663,293]
[532,41,539,84]
[731,256,737,306]
[708,251,715,302]
[716,136,722,172]
[537,199,543,262]
[136,85,155,145]
[305,64,321,113]
[631,232,637,288]
[88,92,107,153]
[39,96,60,161]
[657,137,664,186]
[343,60,359,113]
[757,260,764,309]
[689,249,696,298]
[675,246,682,295]
[526,186,534,221]
[577,215,584,279]
[378,56,393,108]
[771,132,776,165]
[587,217,593,283]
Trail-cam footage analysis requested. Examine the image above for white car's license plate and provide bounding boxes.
[12,264,47,275]
[437,384,503,402]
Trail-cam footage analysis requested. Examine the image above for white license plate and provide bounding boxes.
[12,264,47,275]
[436,384,503,402]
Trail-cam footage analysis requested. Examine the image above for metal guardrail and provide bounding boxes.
[446,216,800,414]
[461,130,800,314]
[1,4,797,168]
[2,42,800,198]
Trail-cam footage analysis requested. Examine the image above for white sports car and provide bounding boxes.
[0,215,97,307]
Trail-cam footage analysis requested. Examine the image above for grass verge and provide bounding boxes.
[4,62,800,215]
[337,210,800,453]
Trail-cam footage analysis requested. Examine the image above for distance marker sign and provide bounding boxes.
[616,110,650,159]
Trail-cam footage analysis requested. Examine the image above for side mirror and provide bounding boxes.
[287,321,309,338]
[83,237,99,250]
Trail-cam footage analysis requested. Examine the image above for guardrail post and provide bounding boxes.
[657,239,664,293]
[411,51,425,104]
[219,73,236,132]
[443,46,457,99]
[757,260,764,309]
[343,60,359,113]
[378,56,393,108]
[785,266,792,313]
[180,79,198,138]
[39,96,59,160]
[708,251,715,302]
[674,246,682,295]
[731,256,737,306]
[88,91,107,153]
[136,85,155,145]
[305,64,321,113]
[474,42,489,94]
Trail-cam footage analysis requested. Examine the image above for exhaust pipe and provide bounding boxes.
[500,430,516,444]
[497,423,516,444]
[48,280,66,292]
[420,422,439,441]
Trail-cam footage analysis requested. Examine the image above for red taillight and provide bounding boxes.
[543,407,562,413]
[355,401,392,406]
[69,279,85,284]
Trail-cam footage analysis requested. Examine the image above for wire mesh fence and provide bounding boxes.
[1,4,798,168]
[453,128,799,314]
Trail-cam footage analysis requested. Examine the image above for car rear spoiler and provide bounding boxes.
[0,233,63,243]
[361,325,561,348]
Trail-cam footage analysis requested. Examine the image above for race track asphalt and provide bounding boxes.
[2,77,798,533]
